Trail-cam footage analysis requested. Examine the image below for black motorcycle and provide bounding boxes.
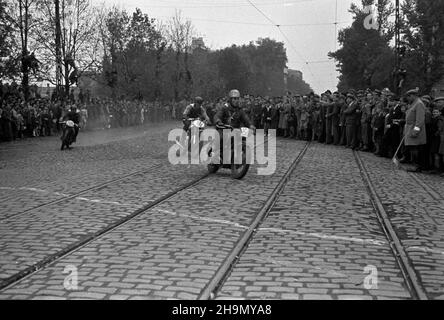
[60,121,77,150]
[206,124,253,180]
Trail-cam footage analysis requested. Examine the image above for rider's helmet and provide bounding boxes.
[228,89,241,108]
[194,96,204,106]
[229,89,240,99]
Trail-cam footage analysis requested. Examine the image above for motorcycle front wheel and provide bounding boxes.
[206,147,220,174]
[230,144,250,180]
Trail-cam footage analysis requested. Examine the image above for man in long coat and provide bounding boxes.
[404,88,427,172]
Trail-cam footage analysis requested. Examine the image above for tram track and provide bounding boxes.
[353,150,428,300]
[198,142,311,300]
[0,162,167,222]
[407,172,443,202]
[0,139,310,299]
[0,172,210,291]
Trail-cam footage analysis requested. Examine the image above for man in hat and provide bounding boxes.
[322,92,335,144]
[384,94,404,158]
[402,88,427,172]
[343,93,359,149]
[360,92,374,152]
[338,93,348,146]
[330,92,342,145]
[355,91,364,149]
[317,93,327,143]
[371,91,388,156]
[434,96,444,107]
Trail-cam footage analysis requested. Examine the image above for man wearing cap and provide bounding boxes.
[360,92,374,152]
[321,91,334,144]
[371,91,387,156]
[384,94,403,158]
[262,99,273,137]
[343,93,359,149]
[403,88,427,172]
[294,95,303,139]
[330,92,342,145]
[355,91,364,149]
[317,93,327,143]
[339,93,348,146]
[252,97,263,130]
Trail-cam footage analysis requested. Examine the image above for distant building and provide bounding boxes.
[191,37,206,52]
[284,68,303,92]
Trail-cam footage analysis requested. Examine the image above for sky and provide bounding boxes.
[92,0,358,93]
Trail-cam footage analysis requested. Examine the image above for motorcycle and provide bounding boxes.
[186,118,206,144]
[207,124,252,180]
[60,120,77,150]
[183,118,206,158]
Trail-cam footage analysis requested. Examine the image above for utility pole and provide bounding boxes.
[54,0,63,100]
[19,0,30,102]
[394,0,404,96]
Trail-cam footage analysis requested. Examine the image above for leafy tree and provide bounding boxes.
[400,0,444,92]
[329,0,395,91]
[34,0,101,98]
[0,0,17,79]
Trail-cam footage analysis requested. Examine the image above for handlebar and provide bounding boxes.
[59,121,79,126]
[216,123,233,130]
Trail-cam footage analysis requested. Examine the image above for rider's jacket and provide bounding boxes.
[183,103,208,120]
[213,103,252,129]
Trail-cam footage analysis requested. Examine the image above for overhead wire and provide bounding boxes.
[153,0,321,9]
[245,0,325,90]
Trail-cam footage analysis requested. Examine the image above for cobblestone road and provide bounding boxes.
[217,144,411,300]
[358,152,444,299]
[0,124,442,300]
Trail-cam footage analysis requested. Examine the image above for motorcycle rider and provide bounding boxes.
[213,89,256,160]
[63,105,80,142]
[182,96,210,131]
[179,96,210,148]
[214,89,256,130]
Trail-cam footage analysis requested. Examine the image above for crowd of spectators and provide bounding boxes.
[2,82,443,176]
[0,81,185,142]
[223,89,444,175]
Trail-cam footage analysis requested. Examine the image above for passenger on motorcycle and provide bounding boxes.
[63,105,80,142]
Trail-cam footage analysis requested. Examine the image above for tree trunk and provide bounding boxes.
[21,60,29,102]
[54,0,63,100]
[184,50,192,99]
[154,49,162,100]
[64,64,70,99]
[174,51,180,101]
[19,0,30,102]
